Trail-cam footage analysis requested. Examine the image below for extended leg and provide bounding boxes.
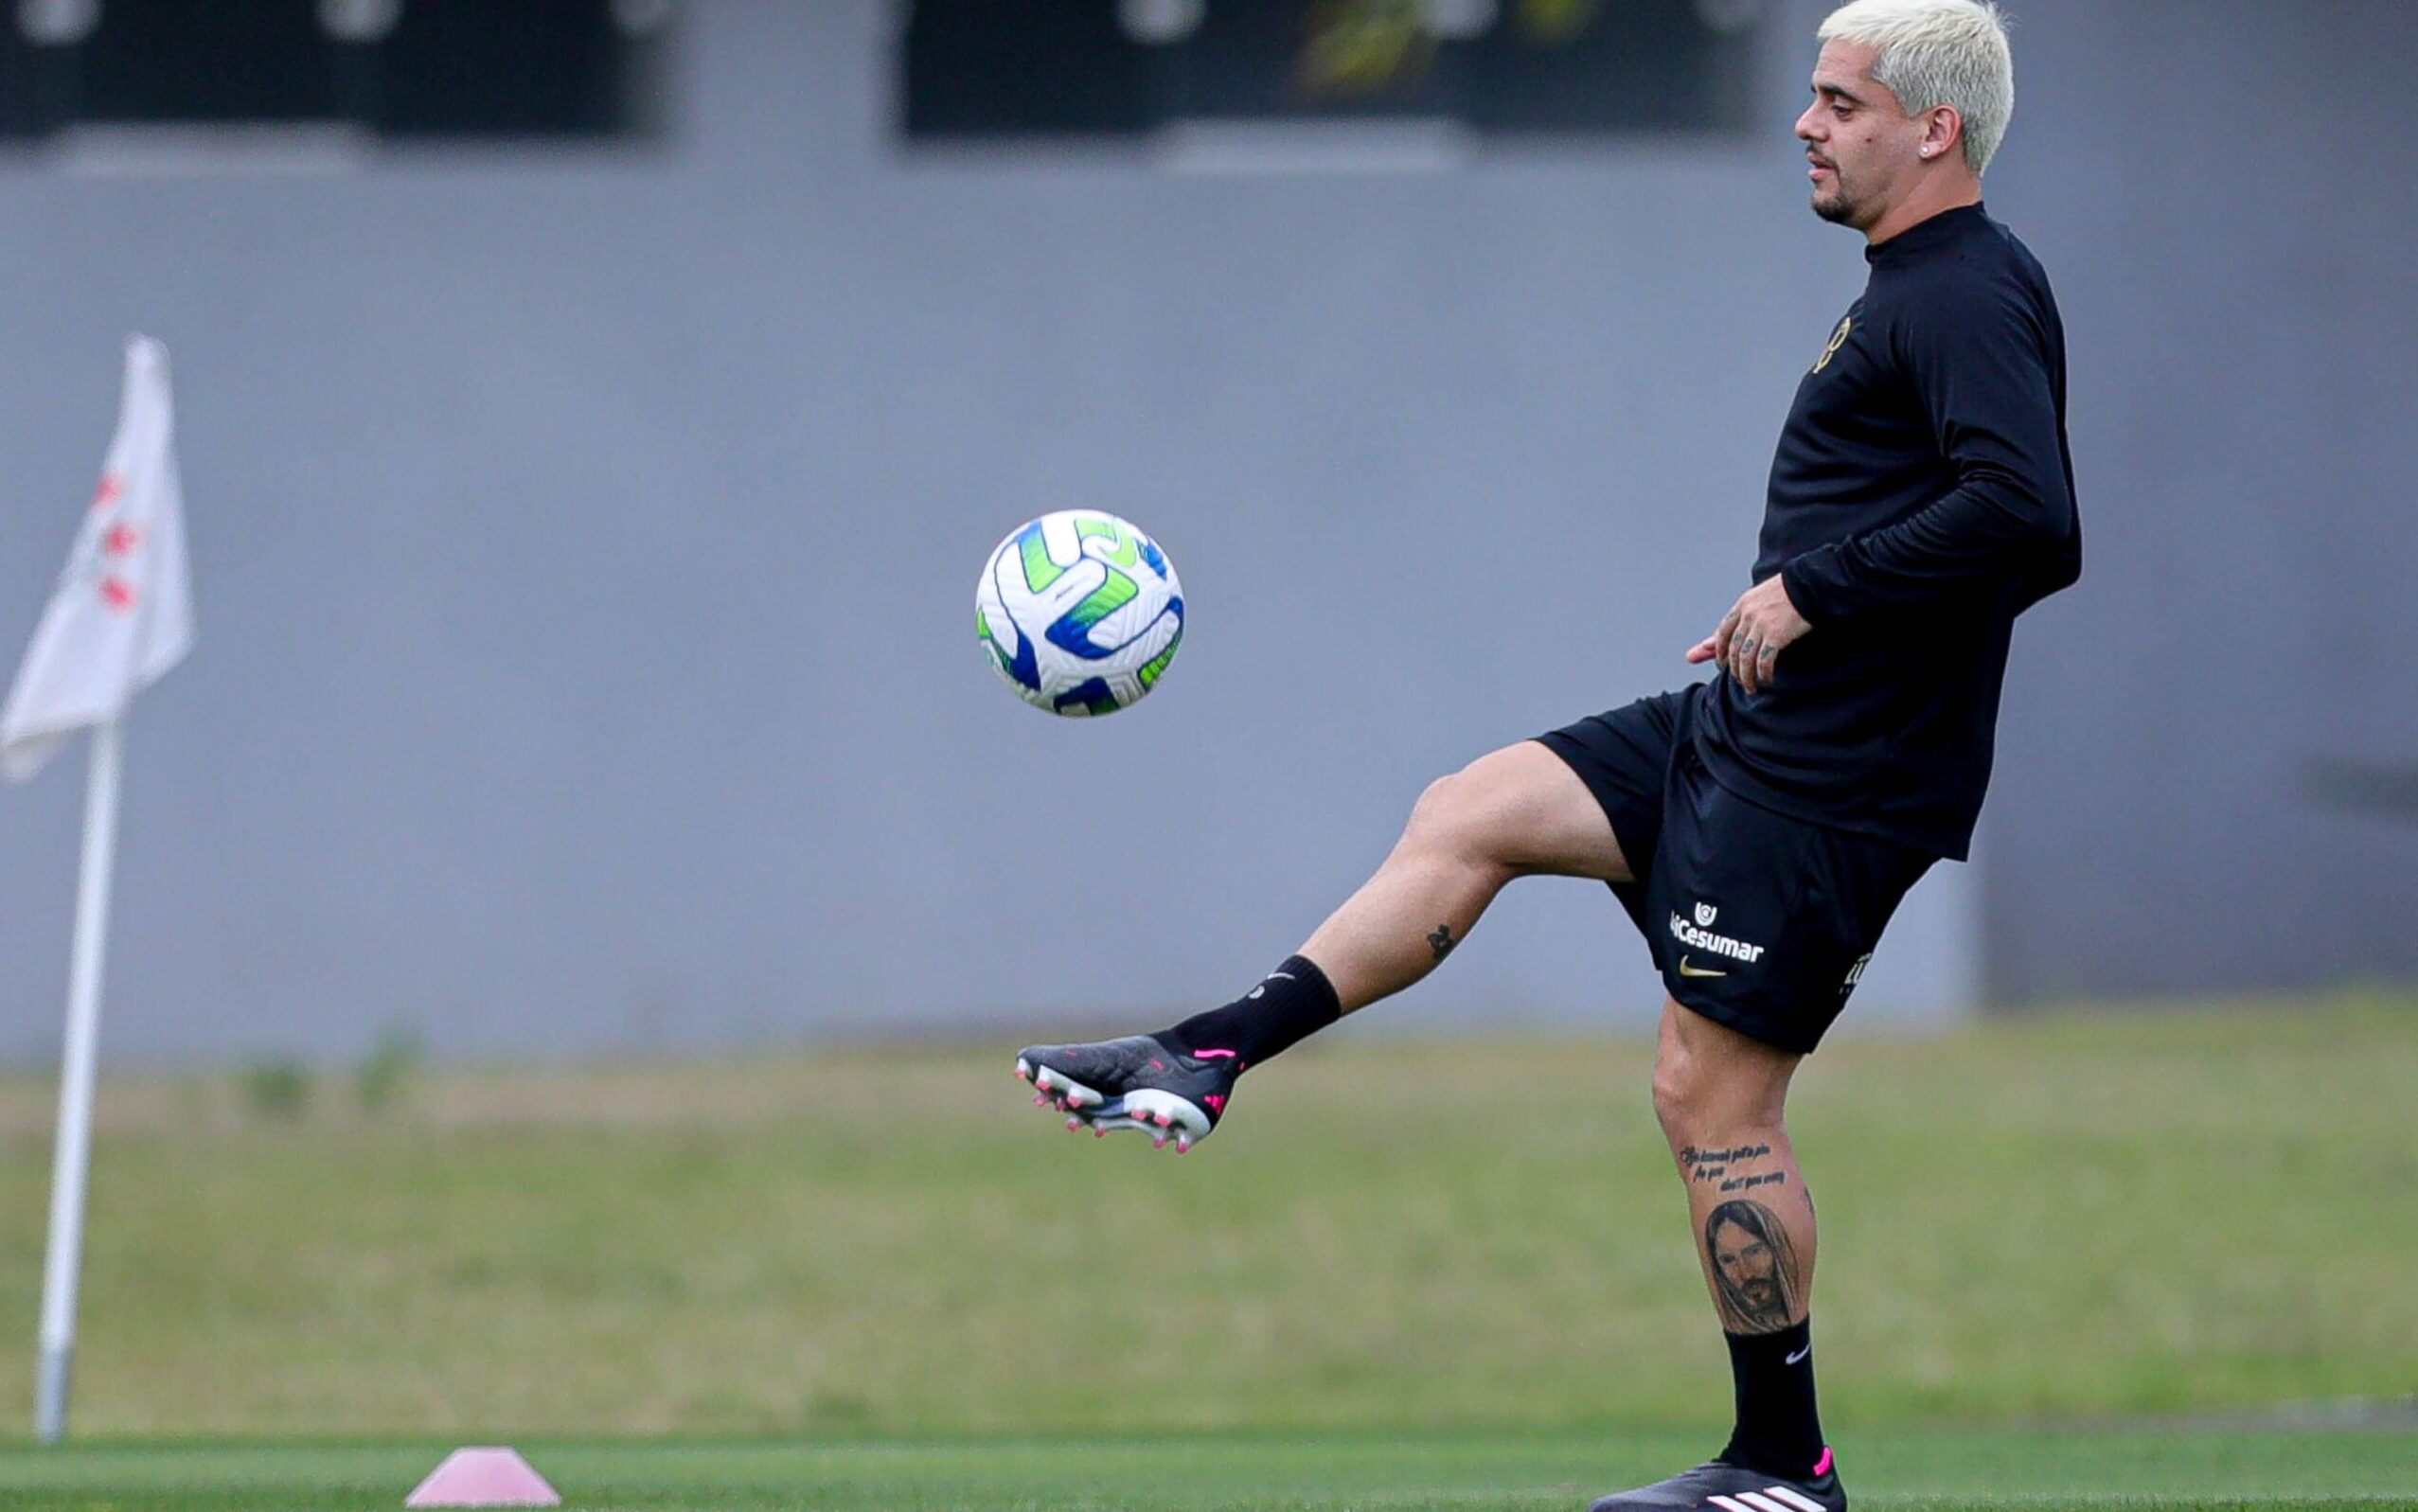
[1016,739,1625,1147]
[1302,739,1631,1011]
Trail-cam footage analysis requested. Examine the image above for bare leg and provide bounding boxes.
[1015,741,1627,1149]
[1651,998,1813,1332]
[1299,740,1629,1013]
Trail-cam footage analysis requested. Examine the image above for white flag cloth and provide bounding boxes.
[1,336,195,783]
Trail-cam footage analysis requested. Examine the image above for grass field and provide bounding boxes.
[0,999,2411,1506]
[0,1430,2413,1511]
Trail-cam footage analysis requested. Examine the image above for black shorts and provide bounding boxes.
[1536,687,1934,1055]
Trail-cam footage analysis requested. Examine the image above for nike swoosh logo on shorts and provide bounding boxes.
[1786,1344,1811,1364]
[1678,955,1728,978]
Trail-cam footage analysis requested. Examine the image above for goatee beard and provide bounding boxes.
[1813,193,1857,224]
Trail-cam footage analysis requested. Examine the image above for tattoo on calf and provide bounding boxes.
[1680,1142,1774,1185]
[1427,923,1457,961]
[1705,1198,1802,1334]
[1718,1171,1787,1194]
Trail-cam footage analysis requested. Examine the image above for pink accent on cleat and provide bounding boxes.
[1812,1448,1834,1478]
[1093,1127,1107,1138]
[1193,1048,1238,1059]
[1202,1094,1226,1115]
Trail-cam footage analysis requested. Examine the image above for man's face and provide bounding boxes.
[1793,41,1929,230]
[1714,1219,1782,1312]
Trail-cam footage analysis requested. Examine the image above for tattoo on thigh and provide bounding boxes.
[1705,1198,1801,1334]
[1427,924,1457,961]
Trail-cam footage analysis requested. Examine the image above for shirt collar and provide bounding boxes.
[1866,201,1989,264]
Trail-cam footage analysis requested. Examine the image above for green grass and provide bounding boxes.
[0,1430,2413,1511]
[0,999,2410,1444]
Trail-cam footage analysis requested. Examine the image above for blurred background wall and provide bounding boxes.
[0,0,2409,1063]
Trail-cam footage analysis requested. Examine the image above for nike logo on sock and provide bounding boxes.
[1785,1345,1811,1364]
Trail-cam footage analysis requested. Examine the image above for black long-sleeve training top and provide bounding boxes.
[1696,202,2080,861]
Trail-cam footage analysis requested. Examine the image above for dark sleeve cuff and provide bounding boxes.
[1780,548,1850,625]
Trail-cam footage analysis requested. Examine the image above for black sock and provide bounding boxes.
[1159,954,1340,1073]
[1716,1319,1827,1481]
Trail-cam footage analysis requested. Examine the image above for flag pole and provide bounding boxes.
[33,718,125,1445]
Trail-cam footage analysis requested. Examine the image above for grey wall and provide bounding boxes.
[0,1,2405,1063]
[1971,2,2418,1002]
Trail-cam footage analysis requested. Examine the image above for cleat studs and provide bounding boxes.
[1066,1116,1083,1131]
[1093,1126,1107,1138]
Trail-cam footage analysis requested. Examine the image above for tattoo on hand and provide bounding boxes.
[1427,924,1457,961]
[1705,1198,1802,1334]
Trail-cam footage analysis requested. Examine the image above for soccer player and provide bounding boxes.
[1015,2,2076,1505]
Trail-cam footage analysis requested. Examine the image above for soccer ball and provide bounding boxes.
[975,510,1185,717]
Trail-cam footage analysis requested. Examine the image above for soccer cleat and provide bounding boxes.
[1586,1453,1843,1512]
[1013,1034,1238,1152]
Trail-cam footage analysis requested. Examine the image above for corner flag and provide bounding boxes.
[2,335,194,780]
[3,336,195,1444]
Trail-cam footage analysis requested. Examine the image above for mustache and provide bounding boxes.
[1805,152,1836,169]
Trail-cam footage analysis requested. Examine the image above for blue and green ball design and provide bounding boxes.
[975,510,1184,717]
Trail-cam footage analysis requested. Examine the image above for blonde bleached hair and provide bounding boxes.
[1817,0,2016,174]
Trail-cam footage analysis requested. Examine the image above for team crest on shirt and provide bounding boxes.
[1812,314,1853,373]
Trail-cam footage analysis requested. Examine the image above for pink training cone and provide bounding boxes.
[405,1447,561,1507]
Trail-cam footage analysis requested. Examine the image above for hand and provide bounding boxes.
[1685,575,1811,696]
